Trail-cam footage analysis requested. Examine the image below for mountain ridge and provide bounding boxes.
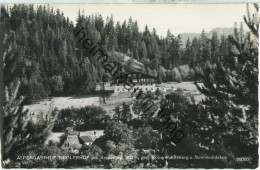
[179,27,239,44]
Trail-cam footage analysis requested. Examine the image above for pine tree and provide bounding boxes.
[157,72,162,84]
[184,37,192,64]
[171,67,182,83]
[211,31,220,63]
[121,102,132,122]
[113,105,122,122]
[139,40,147,60]
[166,29,173,44]
[132,100,142,120]
[2,7,57,166]
[200,29,211,62]
[195,4,259,168]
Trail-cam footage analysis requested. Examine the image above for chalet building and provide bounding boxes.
[60,135,82,153]
[60,127,82,153]
[59,128,100,153]
[95,52,167,93]
[114,72,158,93]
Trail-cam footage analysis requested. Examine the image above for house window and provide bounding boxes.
[151,88,153,90]
[145,88,148,90]
[117,88,120,91]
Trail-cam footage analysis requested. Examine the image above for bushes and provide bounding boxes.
[53,106,107,132]
[21,81,48,104]
[49,75,64,94]
[113,102,132,123]
[155,88,162,96]
[171,67,182,83]
[178,65,189,81]
[133,126,160,149]
[164,65,199,82]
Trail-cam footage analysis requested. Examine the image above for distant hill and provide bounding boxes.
[179,27,236,45]
[179,33,200,45]
[208,27,235,37]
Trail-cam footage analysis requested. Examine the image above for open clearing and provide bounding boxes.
[164,82,204,102]
[23,94,133,116]
[24,82,204,115]
[30,82,204,143]
[23,95,101,113]
[163,81,202,92]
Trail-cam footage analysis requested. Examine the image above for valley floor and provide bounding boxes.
[24,81,204,115]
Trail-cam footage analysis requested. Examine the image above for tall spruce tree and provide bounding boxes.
[195,4,259,168]
[2,6,57,167]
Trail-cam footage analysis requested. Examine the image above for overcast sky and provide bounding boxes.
[52,4,250,37]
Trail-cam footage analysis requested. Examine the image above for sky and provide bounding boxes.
[51,4,250,37]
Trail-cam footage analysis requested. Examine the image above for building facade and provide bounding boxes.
[114,71,158,93]
[60,135,82,153]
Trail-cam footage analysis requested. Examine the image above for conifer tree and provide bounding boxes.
[113,105,122,122]
[121,102,132,123]
[2,7,57,167]
[211,31,220,62]
[195,4,259,167]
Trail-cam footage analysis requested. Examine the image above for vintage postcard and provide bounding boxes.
[1,1,259,169]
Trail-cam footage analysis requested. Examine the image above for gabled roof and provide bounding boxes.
[66,136,82,149]
[79,136,95,143]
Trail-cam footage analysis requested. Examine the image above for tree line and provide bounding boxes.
[2,3,258,168]
[2,4,243,104]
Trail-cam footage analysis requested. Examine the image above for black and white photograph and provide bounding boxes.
[1,1,259,168]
